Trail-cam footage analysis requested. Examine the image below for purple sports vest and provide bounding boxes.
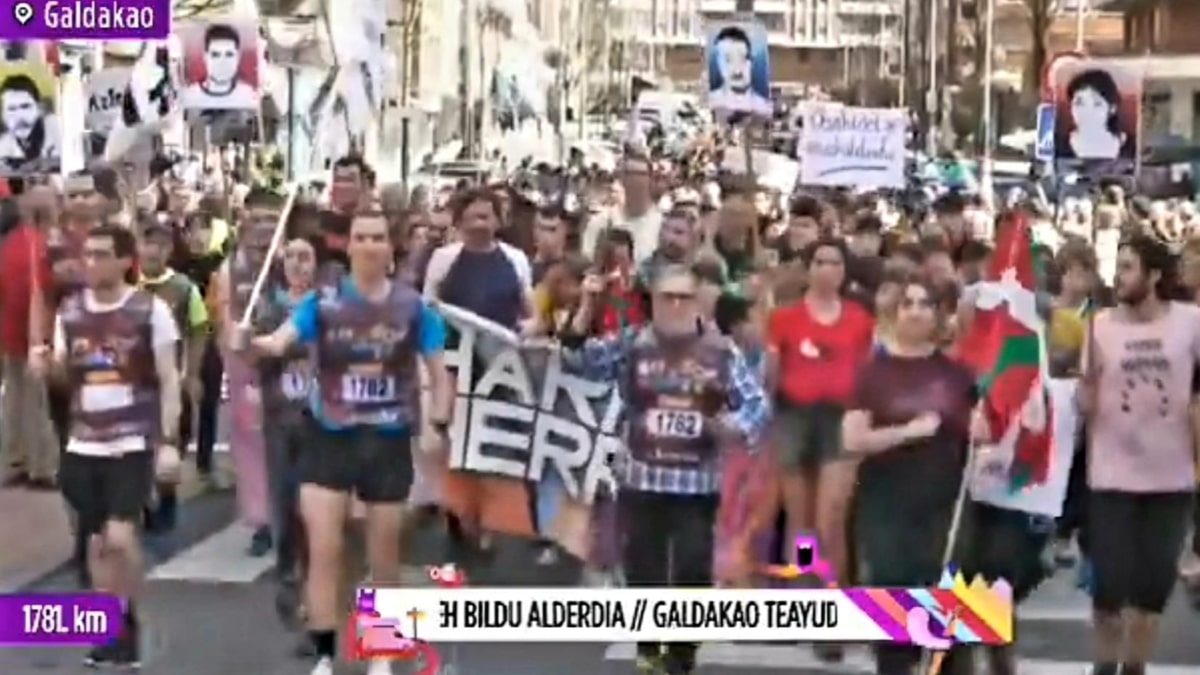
[61,290,159,445]
[315,281,422,427]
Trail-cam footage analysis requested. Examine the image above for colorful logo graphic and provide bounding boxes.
[759,539,1013,675]
[349,569,463,675]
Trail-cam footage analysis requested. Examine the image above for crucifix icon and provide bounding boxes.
[405,607,426,639]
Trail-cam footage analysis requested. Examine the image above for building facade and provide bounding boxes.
[609,0,904,94]
[1097,0,1200,142]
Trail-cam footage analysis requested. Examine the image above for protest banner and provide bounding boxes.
[969,378,1077,518]
[85,68,129,135]
[798,104,907,189]
[84,68,129,159]
[434,303,619,558]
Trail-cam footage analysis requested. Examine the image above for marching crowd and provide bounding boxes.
[0,139,1198,675]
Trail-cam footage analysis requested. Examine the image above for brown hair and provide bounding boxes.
[1056,238,1098,272]
[450,187,503,225]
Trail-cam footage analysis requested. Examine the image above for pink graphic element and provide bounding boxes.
[906,607,953,650]
[427,563,466,589]
[349,588,442,673]
[792,535,837,586]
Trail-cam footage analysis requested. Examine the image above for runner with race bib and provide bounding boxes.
[239,211,454,675]
[560,263,770,675]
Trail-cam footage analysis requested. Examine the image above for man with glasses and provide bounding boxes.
[583,154,662,264]
[560,263,769,675]
[29,224,182,669]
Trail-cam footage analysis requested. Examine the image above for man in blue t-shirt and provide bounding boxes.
[239,211,453,675]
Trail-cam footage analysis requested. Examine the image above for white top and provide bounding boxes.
[53,288,179,457]
[581,207,662,265]
[182,81,259,111]
[421,241,533,300]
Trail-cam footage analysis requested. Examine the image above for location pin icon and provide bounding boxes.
[12,2,34,25]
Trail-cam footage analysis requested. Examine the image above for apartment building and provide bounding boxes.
[607,0,904,93]
[1097,0,1200,142]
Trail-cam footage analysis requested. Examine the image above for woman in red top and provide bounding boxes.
[767,237,874,659]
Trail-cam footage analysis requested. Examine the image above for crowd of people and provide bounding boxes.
[0,139,1197,675]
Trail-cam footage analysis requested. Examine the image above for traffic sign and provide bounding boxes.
[1036,103,1055,161]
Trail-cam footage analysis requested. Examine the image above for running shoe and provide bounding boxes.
[247,527,273,557]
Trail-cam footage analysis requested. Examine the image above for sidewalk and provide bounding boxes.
[0,455,230,591]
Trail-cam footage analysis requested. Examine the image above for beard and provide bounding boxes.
[1117,279,1153,305]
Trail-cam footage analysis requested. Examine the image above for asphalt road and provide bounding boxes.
[3,487,1199,675]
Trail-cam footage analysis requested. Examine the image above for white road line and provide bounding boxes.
[603,643,1198,674]
[183,441,230,451]
[147,523,274,584]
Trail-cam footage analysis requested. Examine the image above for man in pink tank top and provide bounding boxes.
[1080,235,1199,675]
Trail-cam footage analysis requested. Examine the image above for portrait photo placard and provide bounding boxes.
[178,18,261,112]
[0,60,60,175]
[1049,55,1142,170]
[705,19,771,122]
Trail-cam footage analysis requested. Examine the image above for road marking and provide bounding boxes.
[186,442,230,453]
[603,644,1198,674]
[148,523,274,584]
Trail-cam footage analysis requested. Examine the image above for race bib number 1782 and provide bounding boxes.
[341,375,396,403]
[647,409,703,439]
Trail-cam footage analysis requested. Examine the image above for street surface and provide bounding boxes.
[0,479,1197,675]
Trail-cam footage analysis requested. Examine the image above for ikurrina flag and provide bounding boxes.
[956,210,1052,492]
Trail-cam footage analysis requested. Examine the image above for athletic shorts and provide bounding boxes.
[771,400,845,469]
[296,418,414,503]
[60,450,154,537]
[1088,489,1193,614]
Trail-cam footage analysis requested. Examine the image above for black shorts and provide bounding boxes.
[1089,489,1193,613]
[296,418,414,503]
[772,400,844,468]
[60,451,154,537]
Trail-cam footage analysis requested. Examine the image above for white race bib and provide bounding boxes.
[280,370,310,400]
[340,375,396,403]
[646,408,703,439]
[80,383,133,413]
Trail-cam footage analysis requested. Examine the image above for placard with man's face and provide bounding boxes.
[178,19,260,111]
[0,61,59,175]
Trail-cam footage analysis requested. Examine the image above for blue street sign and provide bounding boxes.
[1036,103,1055,161]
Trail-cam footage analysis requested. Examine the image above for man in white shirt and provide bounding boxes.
[29,224,181,670]
[582,154,662,264]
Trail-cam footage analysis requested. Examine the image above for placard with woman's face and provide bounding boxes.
[1050,56,1142,168]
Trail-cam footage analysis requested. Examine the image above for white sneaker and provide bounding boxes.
[366,658,394,675]
[309,656,334,675]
